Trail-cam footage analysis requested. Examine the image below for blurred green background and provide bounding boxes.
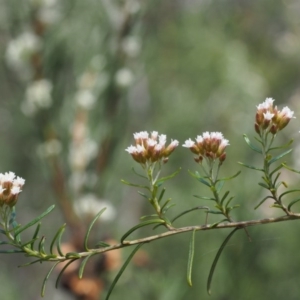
[1,0,300,299]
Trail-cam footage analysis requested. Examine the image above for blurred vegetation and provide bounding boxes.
[1,0,300,299]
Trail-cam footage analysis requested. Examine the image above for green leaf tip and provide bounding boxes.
[84,208,107,251]
[187,229,196,287]
[120,219,165,244]
[105,243,144,300]
[207,228,239,295]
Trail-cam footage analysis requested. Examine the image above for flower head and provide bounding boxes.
[255,97,295,134]
[183,132,229,163]
[0,172,25,207]
[125,131,179,165]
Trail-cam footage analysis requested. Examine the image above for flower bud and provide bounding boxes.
[254,123,260,134]
[163,139,179,157]
[219,152,226,162]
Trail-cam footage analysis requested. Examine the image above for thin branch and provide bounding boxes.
[48,213,300,261]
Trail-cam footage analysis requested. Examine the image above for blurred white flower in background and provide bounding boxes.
[115,68,134,88]
[29,0,61,25]
[74,193,116,222]
[22,79,53,116]
[125,0,141,14]
[69,138,98,171]
[121,36,141,57]
[5,31,42,79]
[36,139,62,158]
[75,90,96,110]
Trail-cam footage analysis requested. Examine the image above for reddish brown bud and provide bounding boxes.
[219,152,226,162]
[254,123,260,134]
[269,124,278,135]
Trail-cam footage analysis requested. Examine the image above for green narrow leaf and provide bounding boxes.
[121,180,150,190]
[18,258,43,267]
[41,261,60,297]
[243,134,262,154]
[216,171,241,183]
[269,164,284,177]
[220,191,230,205]
[0,249,24,253]
[282,163,300,174]
[273,172,281,186]
[158,188,166,203]
[193,195,215,201]
[188,170,201,180]
[0,241,14,245]
[79,253,96,278]
[95,241,111,248]
[120,219,165,244]
[254,196,274,210]
[84,208,106,251]
[198,178,211,187]
[155,168,181,186]
[14,205,55,236]
[20,237,39,248]
[50,224,66,255]
[30,222,41,250]
[288,198,300,210]
[9,207,16,224]
[56,224,66,257]
[171,206,209,223]
[131,167,148,179]
[207,211,223,215]
[207,228,239,295]
[140,214,158,220]
[105,243,144,300]
[258,182,269,189]
[162,203,176,214]
[253,136,264,145]
[187,229,196,287]
[268,149,292,165]
[209,219,228,228]
[160,198,171,212]
[216,180,225,193]
[137,191,148,199]
[269,139,293,150]
[271,204,283,208]
[261,176,269,184]
[39,236,46,255]
[237,162,264,172]
[224,197,234,208]
[66,252,81,259]
[226,204,240,212]
[279,189,300,202]
[55,259,76,288]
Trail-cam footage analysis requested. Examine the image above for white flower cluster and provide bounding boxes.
[75,55,109,110]
[183,132,229,163]
[69,138,98,171]
[29,0,62,25]
[22,79,53,116]
[255,97,295,134]
[5,31,42,80]
[74,194,116,222]
[115,68,134,88]
[0,172,25,207]
[125,131,179,164]
[36,139,62,158]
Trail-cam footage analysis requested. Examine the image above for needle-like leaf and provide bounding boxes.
[84,208,106,251]
[105,243,144,300]
[207,228,239,295]
[187,229,196,286]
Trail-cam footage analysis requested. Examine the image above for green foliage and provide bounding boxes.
[2,0,300,299]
